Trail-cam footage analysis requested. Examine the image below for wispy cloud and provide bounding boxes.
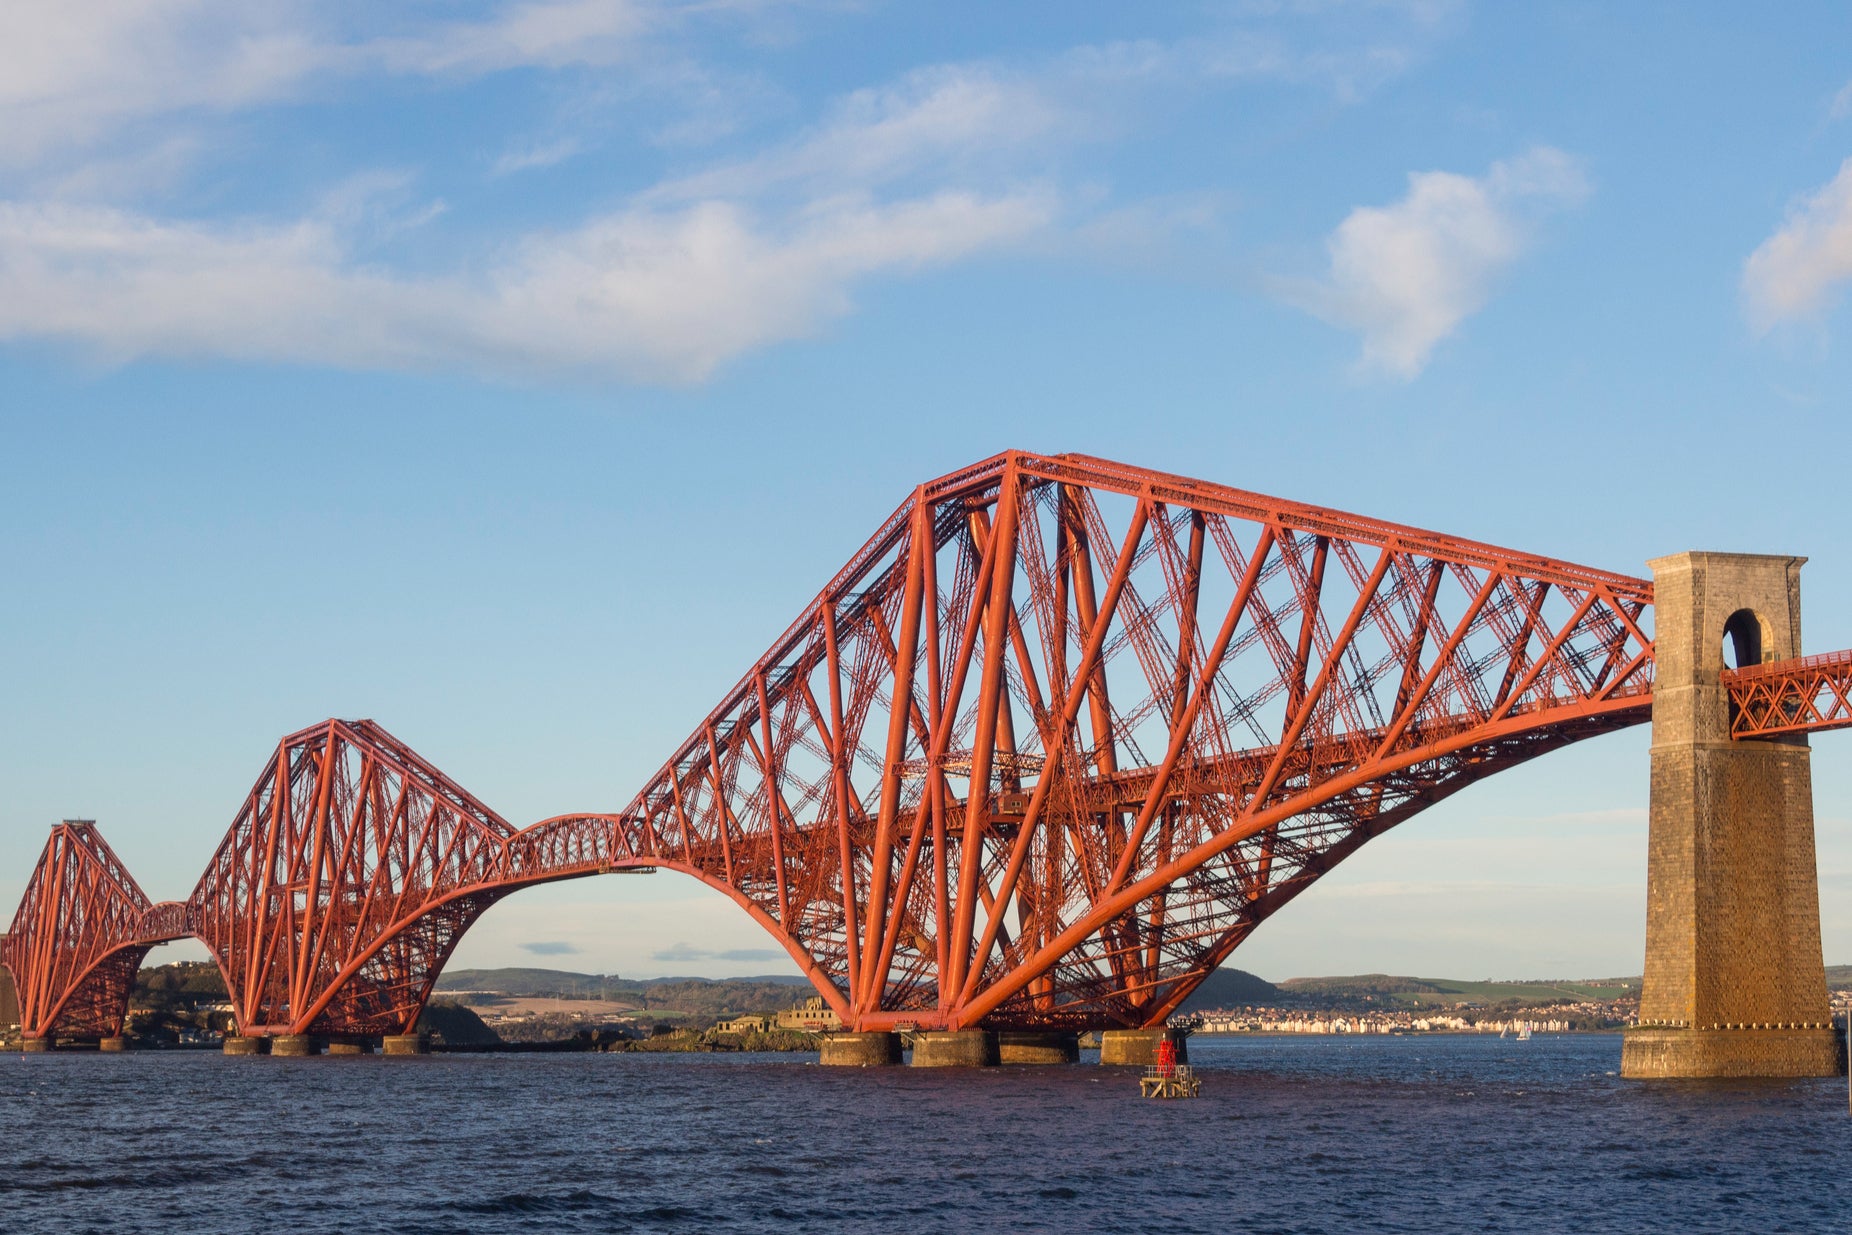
[0,0,678,168]
[360,0,649,76]
[647,63,1064,204]
[520,940,581,956]
[1742,157,1852,332]
[0,190,1049,381]
[1283,147,1589,378]
[491,137,586,177]
[0,3,1464,383]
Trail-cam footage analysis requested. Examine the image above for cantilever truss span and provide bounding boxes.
[560,451,1658,1030]
[5,450,1672,1041]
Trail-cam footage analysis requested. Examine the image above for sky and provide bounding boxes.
[4,1,1852,984]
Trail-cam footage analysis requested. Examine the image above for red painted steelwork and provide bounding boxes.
[1723,650,1852,738]
[575,451,1659,1031]
[0,822,185,1040]
[1,450,1707,1041]
[188,720,524,1037]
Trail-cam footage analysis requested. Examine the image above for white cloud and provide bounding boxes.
[0,0,319,164]
[491,137,586,176]
[1832,79,1852,121]
[0,0,661,167]
[0,190,1050,382]
[1742,157,1852,332]
[0,3,1465,384]
[361,0,648,76]
[648,64,1065,204]
[1286,146,1588,378]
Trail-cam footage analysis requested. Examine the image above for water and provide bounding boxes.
[4,1034,1849,1233]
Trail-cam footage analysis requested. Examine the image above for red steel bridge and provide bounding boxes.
[7,451,1851,1045]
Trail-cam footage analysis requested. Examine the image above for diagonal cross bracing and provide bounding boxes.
[0,449,1750,1041]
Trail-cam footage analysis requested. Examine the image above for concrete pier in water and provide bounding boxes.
[819,1031,902,1066]
[909,1030,998,1067]
[1099,1029,1188,1067]
[997,1031,1079,1064]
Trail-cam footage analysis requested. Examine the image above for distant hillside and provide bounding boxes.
[1280,974,1443,998]
[132,961,227,1008]
[434,968,816,1019]
[1177,968,1280,1012]
[435,968,810,999]
[435,968,609,997]
[432,965,1650,1016]
[1277,974,1641,1007]
[1827,965,1852,990]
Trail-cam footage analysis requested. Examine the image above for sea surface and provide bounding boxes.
[3,1033,1849,1234]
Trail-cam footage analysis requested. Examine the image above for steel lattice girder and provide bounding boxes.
[26,447,1838,1039]
[1723,650,1852,738]
[559,451,1660,1030]
[0,822,181,1040]
[186,719,520,1036]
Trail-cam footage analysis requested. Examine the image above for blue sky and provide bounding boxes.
[5,1,1852,982]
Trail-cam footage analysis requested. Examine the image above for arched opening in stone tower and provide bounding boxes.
[1721,608,1765,671]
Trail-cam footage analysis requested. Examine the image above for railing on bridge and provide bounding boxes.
[1722,650,1852,739]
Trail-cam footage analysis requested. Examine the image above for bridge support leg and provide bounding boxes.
[326,1040,371,1055]
[98,1036,127,1052]
[20,1037,51,1053]
[819,1032,902,1066]
[998,1031,1079,1064]
[1099,1029,1187,1067]
[382,1033,428,1056]
[272,1034,319,1057]
[909,1030,999,1066]
[1623,552,1838,1079]
[222,1035,268,1056]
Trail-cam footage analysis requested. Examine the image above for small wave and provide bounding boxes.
[1619,1163,1703,1181]
[451,1189,620,1214]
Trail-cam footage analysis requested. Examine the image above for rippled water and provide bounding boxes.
[5,1034,1849,1233]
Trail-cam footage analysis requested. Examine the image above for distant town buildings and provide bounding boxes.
[1186,997,1637,1035]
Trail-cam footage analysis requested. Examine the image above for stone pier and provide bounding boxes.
[98,1036,128,1052]
[272,1034,319,1057]
[1621,552,1838,1078]
[997,1031,1079,1064]
[909,1030,998,1066]
[20,1036,51,1053]
[819,1031,902,1066]
[1099,1029,1187,1067]
[382,1034,429,1056]
[222,1035,267,1055]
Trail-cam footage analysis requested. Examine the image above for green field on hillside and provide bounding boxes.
[1275,974,1641,1006]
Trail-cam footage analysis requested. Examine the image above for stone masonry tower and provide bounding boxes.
[1621,552,1838,1078]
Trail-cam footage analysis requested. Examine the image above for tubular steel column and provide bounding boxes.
[1622,552,1837,1078]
